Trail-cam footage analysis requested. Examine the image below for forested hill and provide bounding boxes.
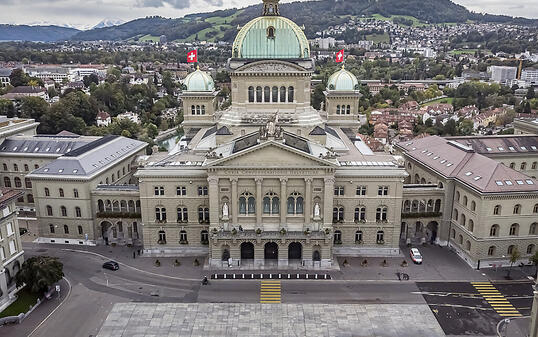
[0,25,80,42]
[9,0,538,42]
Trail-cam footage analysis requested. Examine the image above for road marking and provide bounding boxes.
[260,280,281,303]
[472,281,522,317]
[28,277,72,337]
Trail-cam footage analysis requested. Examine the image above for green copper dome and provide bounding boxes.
[232,16,310,59]
[183,68,215,92]
[327,66,359,91]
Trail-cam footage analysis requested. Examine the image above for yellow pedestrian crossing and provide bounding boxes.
[260,280,281,304]
[471,281,522,317]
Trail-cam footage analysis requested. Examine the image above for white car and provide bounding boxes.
[410,248,423,264]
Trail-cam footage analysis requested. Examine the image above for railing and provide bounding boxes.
[402,212,442,218]
[213,229,327,240]
[96,211,141,219]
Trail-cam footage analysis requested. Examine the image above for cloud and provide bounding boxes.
[136,0,224,9]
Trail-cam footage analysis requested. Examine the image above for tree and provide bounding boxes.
[83,73,99,88]
[0,99,15,117]
[311,84,326,110]
[527,87,536,100]
[9,68,28,87]
[458,119,474,136]
[19,96,49,121]
[507,248,521,279]
[16,256,64,294]
[529,251,538,278]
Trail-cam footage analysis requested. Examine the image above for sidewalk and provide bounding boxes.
[499,316,531,337]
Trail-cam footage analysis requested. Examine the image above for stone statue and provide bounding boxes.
[267,117,276,136]
[320,101,325,111]
[222,202,229,219]
[314,202,321,218]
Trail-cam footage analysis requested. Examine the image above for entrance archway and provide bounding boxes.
[100,221,113,245]
[221,246,230,261]
[288,242,302,260]
[427,221,439,243]
[240,242,254,260]
[264,242,278,260]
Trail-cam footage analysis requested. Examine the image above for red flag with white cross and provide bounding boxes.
[187,50,198,63]
[335,49,345,63]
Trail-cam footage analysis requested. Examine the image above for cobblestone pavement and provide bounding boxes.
[97,303,446,337]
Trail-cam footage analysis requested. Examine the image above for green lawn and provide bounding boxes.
[369,14,427,27]
[422,97,454,107]
[366,32,390,44]
[0,287,40,318]
[138,34,161,42]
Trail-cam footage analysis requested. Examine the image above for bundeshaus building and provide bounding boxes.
[136,0,407,268]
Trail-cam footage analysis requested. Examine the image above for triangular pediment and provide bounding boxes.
[206,141,336,168]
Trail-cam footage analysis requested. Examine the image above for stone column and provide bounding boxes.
[323,177,335,228]
[230,178,238,225]
[255,178,263,227]
[208,176,219,229]
[304,178,312,227]
[280,178,288,226]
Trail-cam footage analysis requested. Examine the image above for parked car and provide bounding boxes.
[410,248,423,264]
[102,261,120,270]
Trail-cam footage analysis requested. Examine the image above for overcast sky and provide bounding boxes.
[1,0,536,29]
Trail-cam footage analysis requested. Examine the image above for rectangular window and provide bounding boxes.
[0,247,4,260]
[154,186,165,196]
[176,186,187,196]
[356,186,367,196]
[6,222,13,236]
[198,186,208,196]
[378,186,389,196]
[9,240,16,255]
[334,186,344,196]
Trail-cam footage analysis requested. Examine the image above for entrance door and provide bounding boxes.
[264,242,278,260]
[288,242,302,260]
[240,242,255,260]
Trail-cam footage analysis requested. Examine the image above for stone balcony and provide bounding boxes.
[212,229,329,241]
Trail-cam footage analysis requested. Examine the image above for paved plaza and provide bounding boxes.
[96,303,446,337]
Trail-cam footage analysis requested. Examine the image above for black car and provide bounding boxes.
[102,261,119,270]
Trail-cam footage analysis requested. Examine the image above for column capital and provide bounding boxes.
[280,177,288,183]
[207,177,219,184]
[324,177,335,184]
[229,177,238,183]
[255,177,263,184]
[304,177,313,183]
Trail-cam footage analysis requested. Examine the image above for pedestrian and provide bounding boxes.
[133,251,136,259]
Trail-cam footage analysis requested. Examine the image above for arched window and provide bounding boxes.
[451,229,455,238]
[460,214,466,227]
[346,105,351,114]
[336,105,341,115]
[435,199,441,212]
[44,188,49,196]
[521,162,527,170]
[280,86,286,102]
[354,206,366,222]
[179,230,188,244]
[201,230,209,245]
[46,205,53,216]
[333,230,342,244]
[158,230,166,244]
[458,234,463,244]
[355,230,363,243]
[287,192,303,215]
[453,209,458,221]
[177,207,188,222]
[468,219,474,232]
[198,207,210,222]
[376,231,384,243]
[414,174,420,184]
[533,204,538,213]
[61,206,67,217]
[376,206,388,221]
[493,205,501,215]
[14,177,21,188]
[509,162,515,169]
[509,223,519,236]
[411,200,419,212]
[333,206,344,222]
[248,86,254,102]
[426,199,434,212]
[489,224,499,237]
[527,244,536,254]
[263,192,279,215]
[201,105,206,115]
[27,194,34,203]
[463,196,468,206]
[75,207,81,218]
[196,105,200,115]
[24,164,29,171]
[120,200,127,212]
[403,200,411,213]
[288,86,294,102]
[256,86,262,102]
[530,223,537,235]
[488,246,496,256]
[267,26,275,38]
[2,163,6,171]
[455,191,460,202]
[59,188,64,197]
[191,105,196,114]
[13,164,18,171]
[465,240,471,251]
[49,224,55,233]
[63,225,69,234]
[3,177,11,188]
[25,178,32,188]
[272,86,278,102]
[78,225,83,235]
[507,245,516,255]
[513,204,521,214]
[155,207,167,222]
[471,201,476,211]
[264,86,270,102]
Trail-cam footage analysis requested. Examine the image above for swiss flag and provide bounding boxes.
[335,49,345,63]
[187,50,198,63]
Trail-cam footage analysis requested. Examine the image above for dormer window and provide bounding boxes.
[267,26,275,39]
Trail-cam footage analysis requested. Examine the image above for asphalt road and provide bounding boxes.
[1,245,534,337]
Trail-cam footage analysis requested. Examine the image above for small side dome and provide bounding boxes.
[327,66,359,91]
[183,68,215,92]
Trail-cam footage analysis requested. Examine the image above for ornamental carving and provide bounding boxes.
[240,63,302,73]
